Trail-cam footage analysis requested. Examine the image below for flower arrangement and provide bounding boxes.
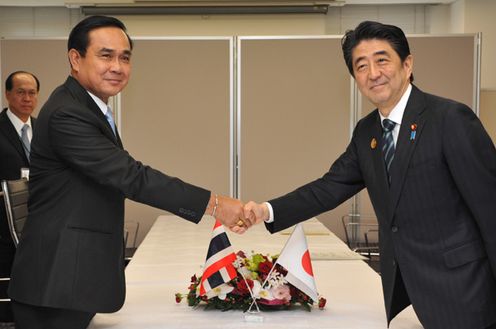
[175,251,326,311]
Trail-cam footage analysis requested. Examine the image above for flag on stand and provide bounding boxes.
[198,220,237,296]
[275,223,318,302]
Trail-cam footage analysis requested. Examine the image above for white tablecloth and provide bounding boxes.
[88,215,422,329]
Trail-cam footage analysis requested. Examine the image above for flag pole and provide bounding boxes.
[246,224,297,311]
[247,258,279,311]
[237,268,260,313]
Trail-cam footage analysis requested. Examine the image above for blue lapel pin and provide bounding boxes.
[410,123,417,141]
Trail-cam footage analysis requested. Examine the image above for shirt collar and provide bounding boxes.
[379,83,412,127]
[6,108,32,135]
[86,91,111,116]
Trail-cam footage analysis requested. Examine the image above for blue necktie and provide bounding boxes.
[21,124,31,161]
[105,107,116,136]
[382,119,396,183]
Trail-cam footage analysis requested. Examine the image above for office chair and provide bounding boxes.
[124,220,140,266]
[1,178,29,247]
[0,178,28,320]
[342,214,380,273]
[0,190,9,305]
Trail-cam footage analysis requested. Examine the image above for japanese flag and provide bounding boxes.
[275,223,318,302]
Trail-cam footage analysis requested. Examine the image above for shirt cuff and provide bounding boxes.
[264,202,274,223]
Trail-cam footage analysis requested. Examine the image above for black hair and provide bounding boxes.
[5,71,40,92]
[68,15,133,57]
[341,21,414,82]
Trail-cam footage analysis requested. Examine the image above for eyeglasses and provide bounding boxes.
[14,89,38,98]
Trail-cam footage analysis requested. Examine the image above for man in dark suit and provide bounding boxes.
[8,16,250,329]
[244,21,496,329]
[0,70,39,323]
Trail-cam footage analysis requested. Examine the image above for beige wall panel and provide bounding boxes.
[1,39,68,115]
[464,0,496,90]
[480,90,496,144]
[121,39,232,244]
[409,35,476,108]
[240,38,353,238]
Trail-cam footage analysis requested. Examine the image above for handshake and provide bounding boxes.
[206,194,270,234]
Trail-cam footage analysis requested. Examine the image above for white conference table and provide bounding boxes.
[88,215,422,329]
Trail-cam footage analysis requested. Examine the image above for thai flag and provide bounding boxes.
[199,220,237,296]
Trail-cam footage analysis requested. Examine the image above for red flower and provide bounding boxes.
[234,278,253,295]
[190,274,197,283]
[258,260,273,275]
[318,297,327,309]
[175,293,183,303]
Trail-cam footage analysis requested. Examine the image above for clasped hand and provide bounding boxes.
[212,195,269,234]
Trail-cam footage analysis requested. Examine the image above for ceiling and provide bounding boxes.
[0,0,457,7]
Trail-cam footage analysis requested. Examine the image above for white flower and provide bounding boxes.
[205,283,234,300]
[238,266,252,278]
[251,280,274,300]
[267,270,287,289]
[258,288,274,300]
[233,257,244,269]
[251,280,261,295]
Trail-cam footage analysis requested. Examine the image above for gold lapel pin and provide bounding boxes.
[370,138,377,149]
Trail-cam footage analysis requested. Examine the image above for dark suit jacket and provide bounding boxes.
[8,76,211,313]
[266,85,496,329]
[0,108,34,274]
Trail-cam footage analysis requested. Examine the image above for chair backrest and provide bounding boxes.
[124,220,140,266]
[1,178,29,247]
[341,214,379,250]
[124,220,140,249]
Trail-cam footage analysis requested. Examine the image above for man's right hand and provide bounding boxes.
[243,201,269,226]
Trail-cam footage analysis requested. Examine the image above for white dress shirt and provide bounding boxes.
[378,83,412,147]
[87,91,112,118]
[6,108,32,141]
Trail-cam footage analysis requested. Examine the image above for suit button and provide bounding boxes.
[391,226,398,233]
[392,260,396,267]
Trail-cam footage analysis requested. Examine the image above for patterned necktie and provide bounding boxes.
[21,124,31,161]
[382,119,396,182]
[105,107,116,136]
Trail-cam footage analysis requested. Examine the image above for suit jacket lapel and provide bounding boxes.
[64,77,122,147]
[388,86,427,217]
[115,129,123,148]
[0,109,30,162]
